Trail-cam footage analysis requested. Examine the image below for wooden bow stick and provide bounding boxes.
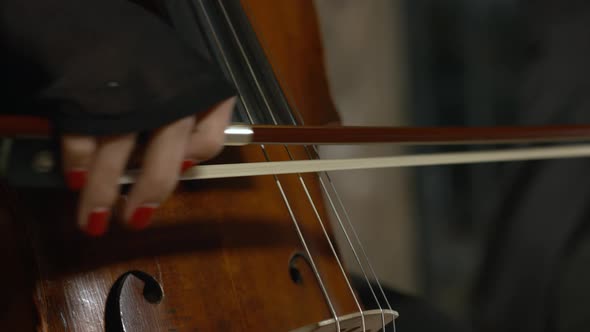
[5,116,590,184]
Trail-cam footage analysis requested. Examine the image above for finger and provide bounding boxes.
[183,97,236,169]
[78,134,136,237]
[61,135,97,190]
[124,116,195,230]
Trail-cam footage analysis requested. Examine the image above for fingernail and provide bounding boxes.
[129,204,158,231]
[66,169,87,190]
[180,159,197,173]
[84,208,110,237]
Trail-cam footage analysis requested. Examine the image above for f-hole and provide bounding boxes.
[289,252,313,285]
[104,270,164,332]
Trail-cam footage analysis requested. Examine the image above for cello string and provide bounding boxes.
[239,22,391,329]
[302,146,392,331]
[213,0,368,330]
[308,139,398,330]
[280,87,392,330]
[316,172,391,331]
[207,3,403,325]
[211,2,391,328]
[316,164,398,332]
[285,148,368,332]
[237,10,393,325]
[202,0,343,329]
[263,52,393,332]
[236,12,396,321]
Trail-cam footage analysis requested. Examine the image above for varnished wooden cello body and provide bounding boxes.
[0,0,396,331]
[7,1,590,331]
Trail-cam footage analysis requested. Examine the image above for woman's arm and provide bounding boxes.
[1,0,237,236]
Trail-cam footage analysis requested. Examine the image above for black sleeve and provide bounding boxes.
[0,0,236,136]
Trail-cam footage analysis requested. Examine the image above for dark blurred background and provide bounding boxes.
[405,0,526,316]
[317,1,590,331]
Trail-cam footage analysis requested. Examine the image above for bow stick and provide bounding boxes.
[4,115,590,184]
[4,115,590,146]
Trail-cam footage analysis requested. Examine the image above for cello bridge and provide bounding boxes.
[289,309,398,332]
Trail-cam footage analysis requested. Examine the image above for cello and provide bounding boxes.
[4,1,590,331]
[0,0,398,331]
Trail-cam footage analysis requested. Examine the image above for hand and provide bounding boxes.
[60,97,236,236]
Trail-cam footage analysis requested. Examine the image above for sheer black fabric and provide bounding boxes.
[0,0,235,135]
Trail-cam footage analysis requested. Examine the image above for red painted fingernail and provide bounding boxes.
[180,159,197,173]
[84,209,110,237]
[129,204,158,231]
[66,169,87,190]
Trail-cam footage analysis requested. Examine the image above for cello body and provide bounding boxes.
[0,0,367,331]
